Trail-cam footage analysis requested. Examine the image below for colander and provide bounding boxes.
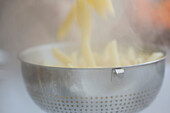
[19,43,166,113]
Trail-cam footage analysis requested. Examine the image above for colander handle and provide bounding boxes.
[113,68,125,75]
[111,68,125,83]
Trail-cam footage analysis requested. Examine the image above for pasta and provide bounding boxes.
[52,48,73,66]
[76,0,96,67]
[127,47,136,65]
[147,52,164,62]
[57,5,76,40]
[108,40,120,67]
[70,52,78,66]
[51,0,164,68]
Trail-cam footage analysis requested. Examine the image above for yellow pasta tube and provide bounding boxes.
[147,52,164,61]
[103,43,111,59]
[81,34,96,67]
[120,59,129,66]
[101,43,111,66]
[92,0,106,17]
[127,47,136,65]
[76,0,92,34]
[87,0,114,17]
[70,52,78,66]
[93,52,101,66]
[52,47,73,66]
[87,0,94,6]
[136,57,144,64]
[108,40,120,67]
[104,0,114,14]
[57,5,76,40]
[76,0,96,67]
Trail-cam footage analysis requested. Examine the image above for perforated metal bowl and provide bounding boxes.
[19,43,166,113]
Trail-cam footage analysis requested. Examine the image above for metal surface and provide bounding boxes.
[19,43,166,113]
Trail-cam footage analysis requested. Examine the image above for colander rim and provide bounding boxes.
[18,42,167,70]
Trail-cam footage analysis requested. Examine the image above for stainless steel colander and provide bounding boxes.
[19,43,166,113]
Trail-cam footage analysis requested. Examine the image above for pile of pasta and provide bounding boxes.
[51,0,164,68]
[52,41,164,68]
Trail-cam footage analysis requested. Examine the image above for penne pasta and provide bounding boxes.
[57,5,76,40]
[81,34,96,67]
[87,0,94,6]
[127,47,136,65]
[76,0,92,34]
[147,52,164,61]
[52,47,73,66]
[70,52,78,66]
[92,0,107,17]
[51,43,164,68]
[108,40,120,67]
[104,0,114,14]
[53,0,164,68]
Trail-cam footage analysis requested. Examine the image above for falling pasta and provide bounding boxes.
[52,0,164,68]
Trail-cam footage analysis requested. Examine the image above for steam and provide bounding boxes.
[126,0,170,49]
[0,0,169,60]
